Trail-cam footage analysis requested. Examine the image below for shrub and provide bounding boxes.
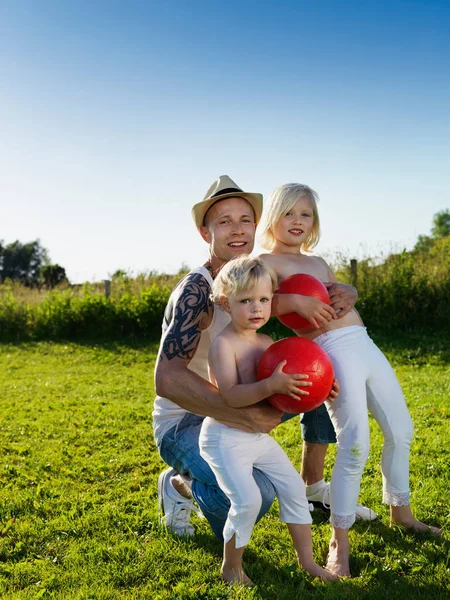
[0,285,171,341]
[1,242,448,341]
[333,238,450,333]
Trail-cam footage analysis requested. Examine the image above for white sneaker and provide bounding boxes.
[306,483,377,522]
[355,501,377,521]
[158,467,197,536]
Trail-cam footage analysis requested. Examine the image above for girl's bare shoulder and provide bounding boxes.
[258,252,287,273]
[311,255,330,267]
[258,252,278,264]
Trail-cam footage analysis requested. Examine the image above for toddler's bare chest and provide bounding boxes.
[236,348,265,384]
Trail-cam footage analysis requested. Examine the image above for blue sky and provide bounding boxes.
[1,0,449,282]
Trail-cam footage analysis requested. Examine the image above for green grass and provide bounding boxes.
[0,336,449,599]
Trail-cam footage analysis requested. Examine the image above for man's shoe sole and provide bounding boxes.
[310,501,377,521]
[158,467,175,522]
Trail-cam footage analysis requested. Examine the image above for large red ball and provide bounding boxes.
[277,273,330,332]
[257,337,334,414]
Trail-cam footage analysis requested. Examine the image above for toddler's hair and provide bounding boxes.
[211,255,278,302]
[259,183,321,252]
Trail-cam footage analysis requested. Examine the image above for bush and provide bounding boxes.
[333,237,450,333]
[1,241,448,341]
[0,284,171,342]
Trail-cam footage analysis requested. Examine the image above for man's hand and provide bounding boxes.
[326,378,339,403]
[324,283,357,319]
[239,401,284,434]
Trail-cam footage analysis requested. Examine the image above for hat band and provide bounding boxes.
[211,187,242,198]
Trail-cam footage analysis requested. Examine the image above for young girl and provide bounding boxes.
[259,183,441,577]
[199,255,338,585]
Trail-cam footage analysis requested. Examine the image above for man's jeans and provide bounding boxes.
[300,402,337,444]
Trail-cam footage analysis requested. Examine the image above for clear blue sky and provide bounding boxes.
[1,0,449,282]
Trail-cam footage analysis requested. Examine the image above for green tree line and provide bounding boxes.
[0,239,67,288]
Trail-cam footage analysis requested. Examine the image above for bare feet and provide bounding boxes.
[171,474,193,499]
[391,517,441,536]
[390,505,441,536]
[303,562,339,581]
[326,537,351,577]
[221,565,254,587]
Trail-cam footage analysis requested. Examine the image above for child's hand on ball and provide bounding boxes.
[269,360,312,399]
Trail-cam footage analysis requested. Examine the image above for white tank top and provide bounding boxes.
[152,266,230,444]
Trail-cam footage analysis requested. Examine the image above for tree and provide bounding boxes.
[414,209,450,253]
[413,234,434,254]
[41,264,68,288]
[111,269,129,280]
[0,240,49,286]
[431,209,450,239]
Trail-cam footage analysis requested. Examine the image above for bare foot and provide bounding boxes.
[391,517,441,536]
[303,562,339,581]
[221,566,254,587]
[326,538,351,577]
[391,505,441,536]
[171,474,193,499]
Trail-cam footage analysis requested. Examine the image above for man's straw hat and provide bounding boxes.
[191,175,263,230]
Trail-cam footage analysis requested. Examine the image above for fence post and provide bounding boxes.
[104,279,111,299]
[350,259,358,288]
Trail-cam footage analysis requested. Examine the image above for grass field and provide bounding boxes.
[0,335,449,599]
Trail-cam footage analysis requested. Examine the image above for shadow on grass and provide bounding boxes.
[170,507,449,600]
[0,335,160,352]
[370,330,450,366]
[1,330,449,365]
[175,526,449,600]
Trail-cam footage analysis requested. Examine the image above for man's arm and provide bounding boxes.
[155,272,282,433]
[321,260,358,318]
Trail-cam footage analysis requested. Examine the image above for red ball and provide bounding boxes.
[276,273,330,332]
[257,337,334,414]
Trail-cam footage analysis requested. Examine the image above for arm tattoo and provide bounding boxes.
[162,273,213,362]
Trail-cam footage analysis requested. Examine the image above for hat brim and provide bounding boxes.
[192,192,263,230]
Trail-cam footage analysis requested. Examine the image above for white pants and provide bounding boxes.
[315,326,414,529]
[199,417,312,548]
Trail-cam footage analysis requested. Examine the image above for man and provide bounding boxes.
[153,175,374,539]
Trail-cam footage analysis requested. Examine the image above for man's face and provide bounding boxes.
[200,197,256,267]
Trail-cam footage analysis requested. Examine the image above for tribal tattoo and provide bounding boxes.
[161,273,213,362]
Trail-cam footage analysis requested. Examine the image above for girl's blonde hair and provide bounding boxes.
[259,183,321,252]
[211,255,278,302]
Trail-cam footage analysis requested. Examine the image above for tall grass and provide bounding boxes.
[0,284,171,341]
[332,237,450,333]
[1,240,449,341]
